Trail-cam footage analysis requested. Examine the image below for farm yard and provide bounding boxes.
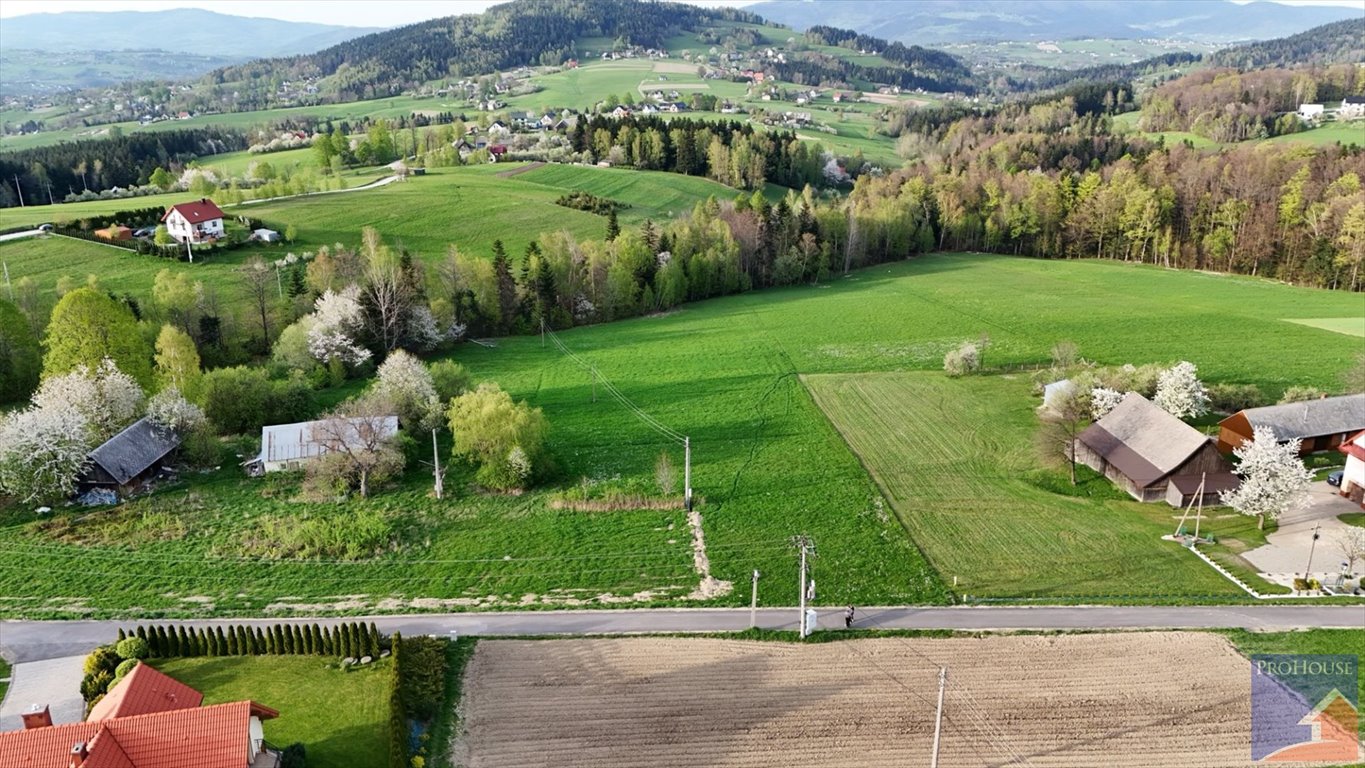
[453,633,1271,767]
[1,253,1361,617]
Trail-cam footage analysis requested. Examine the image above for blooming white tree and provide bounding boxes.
[1154,360,1209,420]
[943,341,980,377]
[31,359,144,442]
[1089,387,1126,420]
[403,305,443,353]
[146,386,206,434]
[0,406,92,503]
[373,350,439,427]
[307,286,371,366]
[1220,426,1314,530]
[1336,527,1365,576]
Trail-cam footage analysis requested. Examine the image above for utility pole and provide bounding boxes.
[1304,521,1323,577]
[591,366,597,402]
[749,569,760,629]
[12,176,24,207]
[684,436,692,511]
[792,535,812,637]
[930,666,947,768]
[431,428,444,500]
[540,318,545,347]
[2,261,11,301]
[185,238,193,264]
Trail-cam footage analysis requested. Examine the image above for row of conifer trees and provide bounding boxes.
[118,621,387,659]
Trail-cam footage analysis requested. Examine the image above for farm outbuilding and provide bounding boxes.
[79,417,183,495]
[1075,393,1233,503]
[1217,393,1365,455]
[94,225,132,241]
[245,416,399,475]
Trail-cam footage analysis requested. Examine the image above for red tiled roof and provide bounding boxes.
[161,198,225,224]
[88,663,203,722]
[0,702,271,768]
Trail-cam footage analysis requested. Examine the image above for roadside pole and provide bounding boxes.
[749,570,760,629]
[930,667,947,768]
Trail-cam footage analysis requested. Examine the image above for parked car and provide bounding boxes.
[132,227,156,238]
[1327,470,1344,487]
[37,223,53,232]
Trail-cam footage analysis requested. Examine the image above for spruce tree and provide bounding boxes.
[216,628,228,655]
[166,627,180,657]
[156,626,170,657]
[312,624,324,656]
[368,622,381,657]
[226,627,238,655]
[284,626,296,654]
[606,207,620,241]
[265,628,276,655]
[117,628,126,642]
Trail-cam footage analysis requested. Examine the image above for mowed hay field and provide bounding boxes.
[455,634,1262,768]
[804,372,1272,598]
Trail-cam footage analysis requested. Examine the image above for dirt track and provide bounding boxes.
[454,632,1320,767]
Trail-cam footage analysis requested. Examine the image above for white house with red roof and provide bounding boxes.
[0,662,280,768]
[161,198,226,244]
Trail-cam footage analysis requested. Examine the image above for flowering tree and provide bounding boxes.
[307,286,371,367]
[0,406,91,503]
[31,359,144,442]
[1154,360,1209,420]
[146,387,206,434]
[943,341,980,377]
[1337,527,1365,576]
[1089,386,1125,420]
[1220,426,1314,530]
[373,350,440,428]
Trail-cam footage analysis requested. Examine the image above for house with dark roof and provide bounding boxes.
[1218,394,1365,455]
[161,198,226,244]
[80,417,183,495]
[1075,393,1234,504]
[0,662,280,768]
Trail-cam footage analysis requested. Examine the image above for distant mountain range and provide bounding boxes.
[746,0,1362,44]
[0,9,381,58]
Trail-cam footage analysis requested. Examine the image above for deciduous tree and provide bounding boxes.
[43,288,152,387]
[1221,425,1313,530]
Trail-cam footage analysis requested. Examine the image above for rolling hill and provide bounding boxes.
[747,0,1362,44]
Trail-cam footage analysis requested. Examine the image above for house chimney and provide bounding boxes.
[22,704,52,729]
[69,741,89,768]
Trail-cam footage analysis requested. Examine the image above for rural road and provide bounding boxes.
[0,229,42,242]
[234,173,401,206]
[2,605,1361,663]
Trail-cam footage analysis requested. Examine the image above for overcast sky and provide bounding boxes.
[1,0,1359,27]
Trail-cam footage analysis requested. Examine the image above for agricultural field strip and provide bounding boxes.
[456,634,1256,768]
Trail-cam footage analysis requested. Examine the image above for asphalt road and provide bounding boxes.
[2,605,1361,663]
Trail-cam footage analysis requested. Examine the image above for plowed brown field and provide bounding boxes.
[454,632,1324,767]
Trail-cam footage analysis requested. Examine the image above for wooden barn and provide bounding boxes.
[1075,393,1234,504]
[1217,393,1365,455]
[79,417,182,495]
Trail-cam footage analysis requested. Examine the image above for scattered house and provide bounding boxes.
[79,417,183,496]
[1338,429,1365,507]
[1298,103,1325,121]
[161,198,226,244]
[1074,393,1235,504]
[1217,394,1365,455]
[539,114,557,130]
[487,120,511,137]
[565,58,579,69]
[609,105,632,119]
[1340,96,1365,120]
[245,415,399,475]
[1040,379,1076,412]
[249,228,281,243]
[94,225,133,241]
[638,103,659,115]
[488,144,508,161]
[454,139,475,159]
[0,662,280,768]
[664,102,687,113]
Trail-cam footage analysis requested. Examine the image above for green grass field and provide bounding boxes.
[1,254,1361,617]
[0,655,10,703]
[1285,317,1365,338]
[1220,629,1365,738]
[803,371,1278,599]
[151,656,390,768]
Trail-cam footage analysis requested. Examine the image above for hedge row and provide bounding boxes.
[119,621,386,659]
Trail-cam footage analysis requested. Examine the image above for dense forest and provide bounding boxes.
[1210,18,1365,69]
[1139,64,1365,142]
[798,25,975,93]
[0,128,247,208]
[203,0,766,109]
[1002,52,1199,94]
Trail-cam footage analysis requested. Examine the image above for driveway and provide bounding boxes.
[1243,481,1362,586]
[0,229,43,242]
[0,654,85,731]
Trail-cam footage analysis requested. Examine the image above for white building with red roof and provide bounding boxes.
[161,198,226,244]
[0,662,280,768]
[1340,429,1365,507]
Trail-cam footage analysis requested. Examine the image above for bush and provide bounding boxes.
[1279,385,1326,404]
[114,659,139,680]
[81,670,114,702]
[200,366,316,435]
[280,744,307,768]
[398,635,448,721]
[447,383,549,491]
[429,360,470,404]
[943,341,980,376]
[84,646,120,676]
[116,636,150,660]
[555,190,629,215]
[1207,383,1264,413]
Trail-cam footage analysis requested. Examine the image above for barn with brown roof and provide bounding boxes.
[1075,393,1235,505]
[0,662,279,768]
[79,417,183,496]
[1217,393,1365,455]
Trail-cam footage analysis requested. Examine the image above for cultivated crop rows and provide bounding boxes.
[456,633,1265,767]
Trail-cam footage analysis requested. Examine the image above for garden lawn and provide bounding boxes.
[1220,629,1365,738]
[2,254,1363,617]
[802,371,1277,599]
[0,656,10,703]
[150,656,390,768]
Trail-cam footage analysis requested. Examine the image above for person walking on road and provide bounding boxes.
[844,605,855,628]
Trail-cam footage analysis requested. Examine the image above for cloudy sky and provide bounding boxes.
[1,0,1359,27]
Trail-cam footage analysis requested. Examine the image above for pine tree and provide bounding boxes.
[265,628,276,655]
[311,624,324,656]
[491,239,518,333]
[156,626,170,657]
[136,626,148,647]
[283,626,295,654]
[117,628,126,642]
[273,625,286,655]
[255,627,267,655]
[226,627,239,655]
[606,208,620,241]
[368,622,381,657]
[206,629,218,657]
[166,627,181,657]
[216,628,228,655]
[143,626,158,657]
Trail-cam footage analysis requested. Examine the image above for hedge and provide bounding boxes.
[124,622,388,659]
